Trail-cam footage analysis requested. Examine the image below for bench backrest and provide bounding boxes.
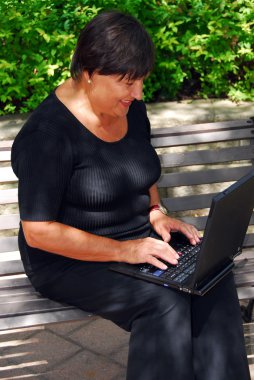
[1,117,254,280]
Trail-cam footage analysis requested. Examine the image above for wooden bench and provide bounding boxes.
[1,116,254,331]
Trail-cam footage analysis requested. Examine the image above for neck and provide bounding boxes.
[69,78,121,128]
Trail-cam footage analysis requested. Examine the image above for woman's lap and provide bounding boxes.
[36,260,187,330]
[34,260,250,380]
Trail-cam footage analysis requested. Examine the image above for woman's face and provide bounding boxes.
[86,73,144,118]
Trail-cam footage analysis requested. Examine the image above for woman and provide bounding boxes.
[11,11,250,380]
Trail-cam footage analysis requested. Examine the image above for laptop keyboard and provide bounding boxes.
[138,242,202,283]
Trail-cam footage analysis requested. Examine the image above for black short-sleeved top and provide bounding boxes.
[11,92,161,285]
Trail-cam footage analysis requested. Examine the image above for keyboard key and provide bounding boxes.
[152,269,165,277]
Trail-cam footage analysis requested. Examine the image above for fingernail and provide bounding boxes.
[175,253,180,259]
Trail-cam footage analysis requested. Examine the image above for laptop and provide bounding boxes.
[110,170,254,295]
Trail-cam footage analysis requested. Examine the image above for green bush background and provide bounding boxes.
[0,0,254,115]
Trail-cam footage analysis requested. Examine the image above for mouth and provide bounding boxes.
[120,99,133,108]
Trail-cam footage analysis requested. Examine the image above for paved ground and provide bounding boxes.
[0,317,129,380]
[0,98,254,379]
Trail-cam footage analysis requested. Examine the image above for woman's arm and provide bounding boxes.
[22,220,123,261]
[22,220,179,270]
[149,183,161,206]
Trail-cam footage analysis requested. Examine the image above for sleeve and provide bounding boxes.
[11,130,73,221]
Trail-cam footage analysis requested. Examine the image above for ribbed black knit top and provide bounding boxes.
[11,92,161,284]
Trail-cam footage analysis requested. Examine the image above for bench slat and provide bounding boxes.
[158,166,252,188]
[179,214,254,231]
[180,215,207,230]
[0,140,13,150]
[159,145,254,168]
[235,250,254,260]
[234,262,254,274]
[234,272,254,287]
[237,286,254,300]
[0,214,19,230]
[163,194,254,227]
[162,193,216,212]
[181,216,254,248]
[0,287,39,298]
[243,234,254,247]
[0,236,19,253]
[0,150,11,162]
[151,119,254,137]
[152,128,254,148]
[0,188,18,204]
[0,260,24,276]
[0,275,31,289]
[0,292,43,302]
[0,297,79,318]
[0,167,17,183]
[0,308,91,331]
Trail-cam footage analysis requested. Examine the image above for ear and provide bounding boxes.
[83,71,92,84]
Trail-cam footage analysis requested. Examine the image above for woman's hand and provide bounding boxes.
[120,237,180,270]
[150,210,201,245]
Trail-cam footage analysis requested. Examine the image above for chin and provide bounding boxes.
[118,103,130,115]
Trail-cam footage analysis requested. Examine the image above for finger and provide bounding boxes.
[146,238,180,263]
[161,229,171,243]
[182,225,201,244]
[188,226,201,242]
[192,229,201,244]
[155,240,180,260]
[147,256,168,270]
[147,253,179,270]
[153,248,179,265]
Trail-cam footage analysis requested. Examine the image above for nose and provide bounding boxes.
[131,80,143,100]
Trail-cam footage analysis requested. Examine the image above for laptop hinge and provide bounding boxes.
[194,261,234,295]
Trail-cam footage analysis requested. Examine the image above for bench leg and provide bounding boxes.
[241,299,254,323]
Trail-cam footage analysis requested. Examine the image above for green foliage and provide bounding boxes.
[0,0,254,115]
[0,0,99,114]
[112,0,254,102]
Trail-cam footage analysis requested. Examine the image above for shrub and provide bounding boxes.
[0,0,100,114]
[110,0,254,102]
[0,0,253,115]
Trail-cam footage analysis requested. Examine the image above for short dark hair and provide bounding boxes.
[70,11,155,81]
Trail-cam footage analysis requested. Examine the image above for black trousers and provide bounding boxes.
[34,260,250,380]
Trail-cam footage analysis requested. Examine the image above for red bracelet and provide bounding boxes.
[149,204,161,212]
[149,204,168,215]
